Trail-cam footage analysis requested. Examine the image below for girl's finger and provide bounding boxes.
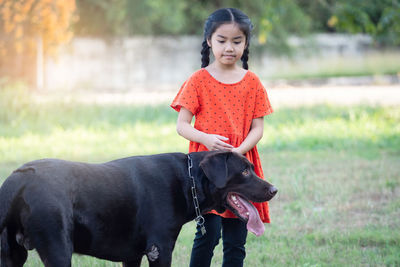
[219,145,233,151]
[217,140,234,148]
[215,135,229,141]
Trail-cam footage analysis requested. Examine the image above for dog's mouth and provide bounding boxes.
[226,192,265,236]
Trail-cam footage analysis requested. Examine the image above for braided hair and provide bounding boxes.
[201,8,253,70]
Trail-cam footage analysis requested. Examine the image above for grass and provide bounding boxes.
[1,84,399,266]
[263,50,400,81]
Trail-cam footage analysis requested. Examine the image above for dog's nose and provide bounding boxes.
[269,186,278,196]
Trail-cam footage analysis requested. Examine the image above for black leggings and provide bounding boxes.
[189,214,248,267]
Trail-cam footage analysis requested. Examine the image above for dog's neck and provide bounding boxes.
[185,153,217,219]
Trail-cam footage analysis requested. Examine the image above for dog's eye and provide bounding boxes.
[242,169,250,176]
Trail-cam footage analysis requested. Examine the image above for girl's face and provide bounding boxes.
[207,23,247,68]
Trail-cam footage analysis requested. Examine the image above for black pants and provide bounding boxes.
[189,214,248,267]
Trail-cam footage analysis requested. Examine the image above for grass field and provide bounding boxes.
[263,50,400,81]
[0,85,399,266]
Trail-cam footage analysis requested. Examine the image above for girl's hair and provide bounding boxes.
[201,8,253,70]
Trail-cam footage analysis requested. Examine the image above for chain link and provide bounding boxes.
[187,155,206,235]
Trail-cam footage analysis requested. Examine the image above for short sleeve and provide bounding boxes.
[170,78,200,115]
[253,82,273,119]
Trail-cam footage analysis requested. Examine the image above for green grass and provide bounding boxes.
[1,85,399,266]
[264,50,400,81]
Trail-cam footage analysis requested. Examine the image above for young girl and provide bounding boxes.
[171,8,273,267]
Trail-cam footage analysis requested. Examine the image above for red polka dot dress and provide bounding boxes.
[171,68,273,223]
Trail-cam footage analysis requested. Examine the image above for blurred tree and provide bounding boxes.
[129,0,312,54]
[0,0,77,86]
[74,0,126,37]
[73,0,399,48]
[296,0,335,32]
[251,0,311,54]
[330,0,400,45]
[125,0,188,35]
[73,0,312,54]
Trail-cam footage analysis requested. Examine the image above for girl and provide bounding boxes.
[171,8,273,267]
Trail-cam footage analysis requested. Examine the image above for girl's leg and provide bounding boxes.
[221,218,248,267]
[189,214,222,267]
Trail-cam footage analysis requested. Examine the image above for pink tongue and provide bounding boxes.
[238,196,265,236]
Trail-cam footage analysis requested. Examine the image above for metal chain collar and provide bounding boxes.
[187,154,206,235]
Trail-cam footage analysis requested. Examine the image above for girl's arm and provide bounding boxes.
[232,117,264,155]
[176,107,234,151]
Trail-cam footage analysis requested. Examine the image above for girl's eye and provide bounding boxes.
[242,169,249,176]
[217,40,225,44]
[234,41,242,45]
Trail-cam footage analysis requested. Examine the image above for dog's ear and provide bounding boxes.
[200,152,229,189]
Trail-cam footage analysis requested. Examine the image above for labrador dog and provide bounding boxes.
[0,151,277,267]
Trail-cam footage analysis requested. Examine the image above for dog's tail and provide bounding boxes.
[0,170,28,233]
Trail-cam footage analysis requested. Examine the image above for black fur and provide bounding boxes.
[0,151,276,267]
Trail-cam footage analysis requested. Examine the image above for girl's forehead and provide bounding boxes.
[212,23,245,38]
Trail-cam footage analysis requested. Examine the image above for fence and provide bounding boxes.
[44,34,397,91]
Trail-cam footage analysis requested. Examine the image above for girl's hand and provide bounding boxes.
[231,147,244,155]
[202,134,234,151]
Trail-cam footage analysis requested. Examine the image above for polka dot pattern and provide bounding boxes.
[171,69,272,136]
[171,68,273,223]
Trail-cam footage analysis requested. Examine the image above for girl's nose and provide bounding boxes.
[225,42,234,51]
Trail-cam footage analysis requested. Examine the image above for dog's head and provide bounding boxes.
[199,151,277,236]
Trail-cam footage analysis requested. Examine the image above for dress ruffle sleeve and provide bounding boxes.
[253,82,273,119]
[171,77,200,115]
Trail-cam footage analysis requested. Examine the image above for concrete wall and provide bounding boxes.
[44,34,392,91]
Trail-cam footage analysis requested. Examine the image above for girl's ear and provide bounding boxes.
[207,38,212,48]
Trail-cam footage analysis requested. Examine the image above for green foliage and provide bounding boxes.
[296,0,336,32]
[332,0,400,45]
[73,0,314,54]
[74,0,127,36]
[73,0,400,51]
[252,0,312,54]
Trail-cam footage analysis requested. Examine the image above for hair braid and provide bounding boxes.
[201,40,210,68]
[241,47,249,70]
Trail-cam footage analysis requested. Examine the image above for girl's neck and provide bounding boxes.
[205,62,247,84]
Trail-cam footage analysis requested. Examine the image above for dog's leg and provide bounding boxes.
[122,257,142,267]
[1,228,28,267]
[147,255,172,267]
[26,207,73,267]
[34,233,73,267]
[146,244,174,267]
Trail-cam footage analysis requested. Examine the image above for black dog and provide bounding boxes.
[0,151,277,267]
